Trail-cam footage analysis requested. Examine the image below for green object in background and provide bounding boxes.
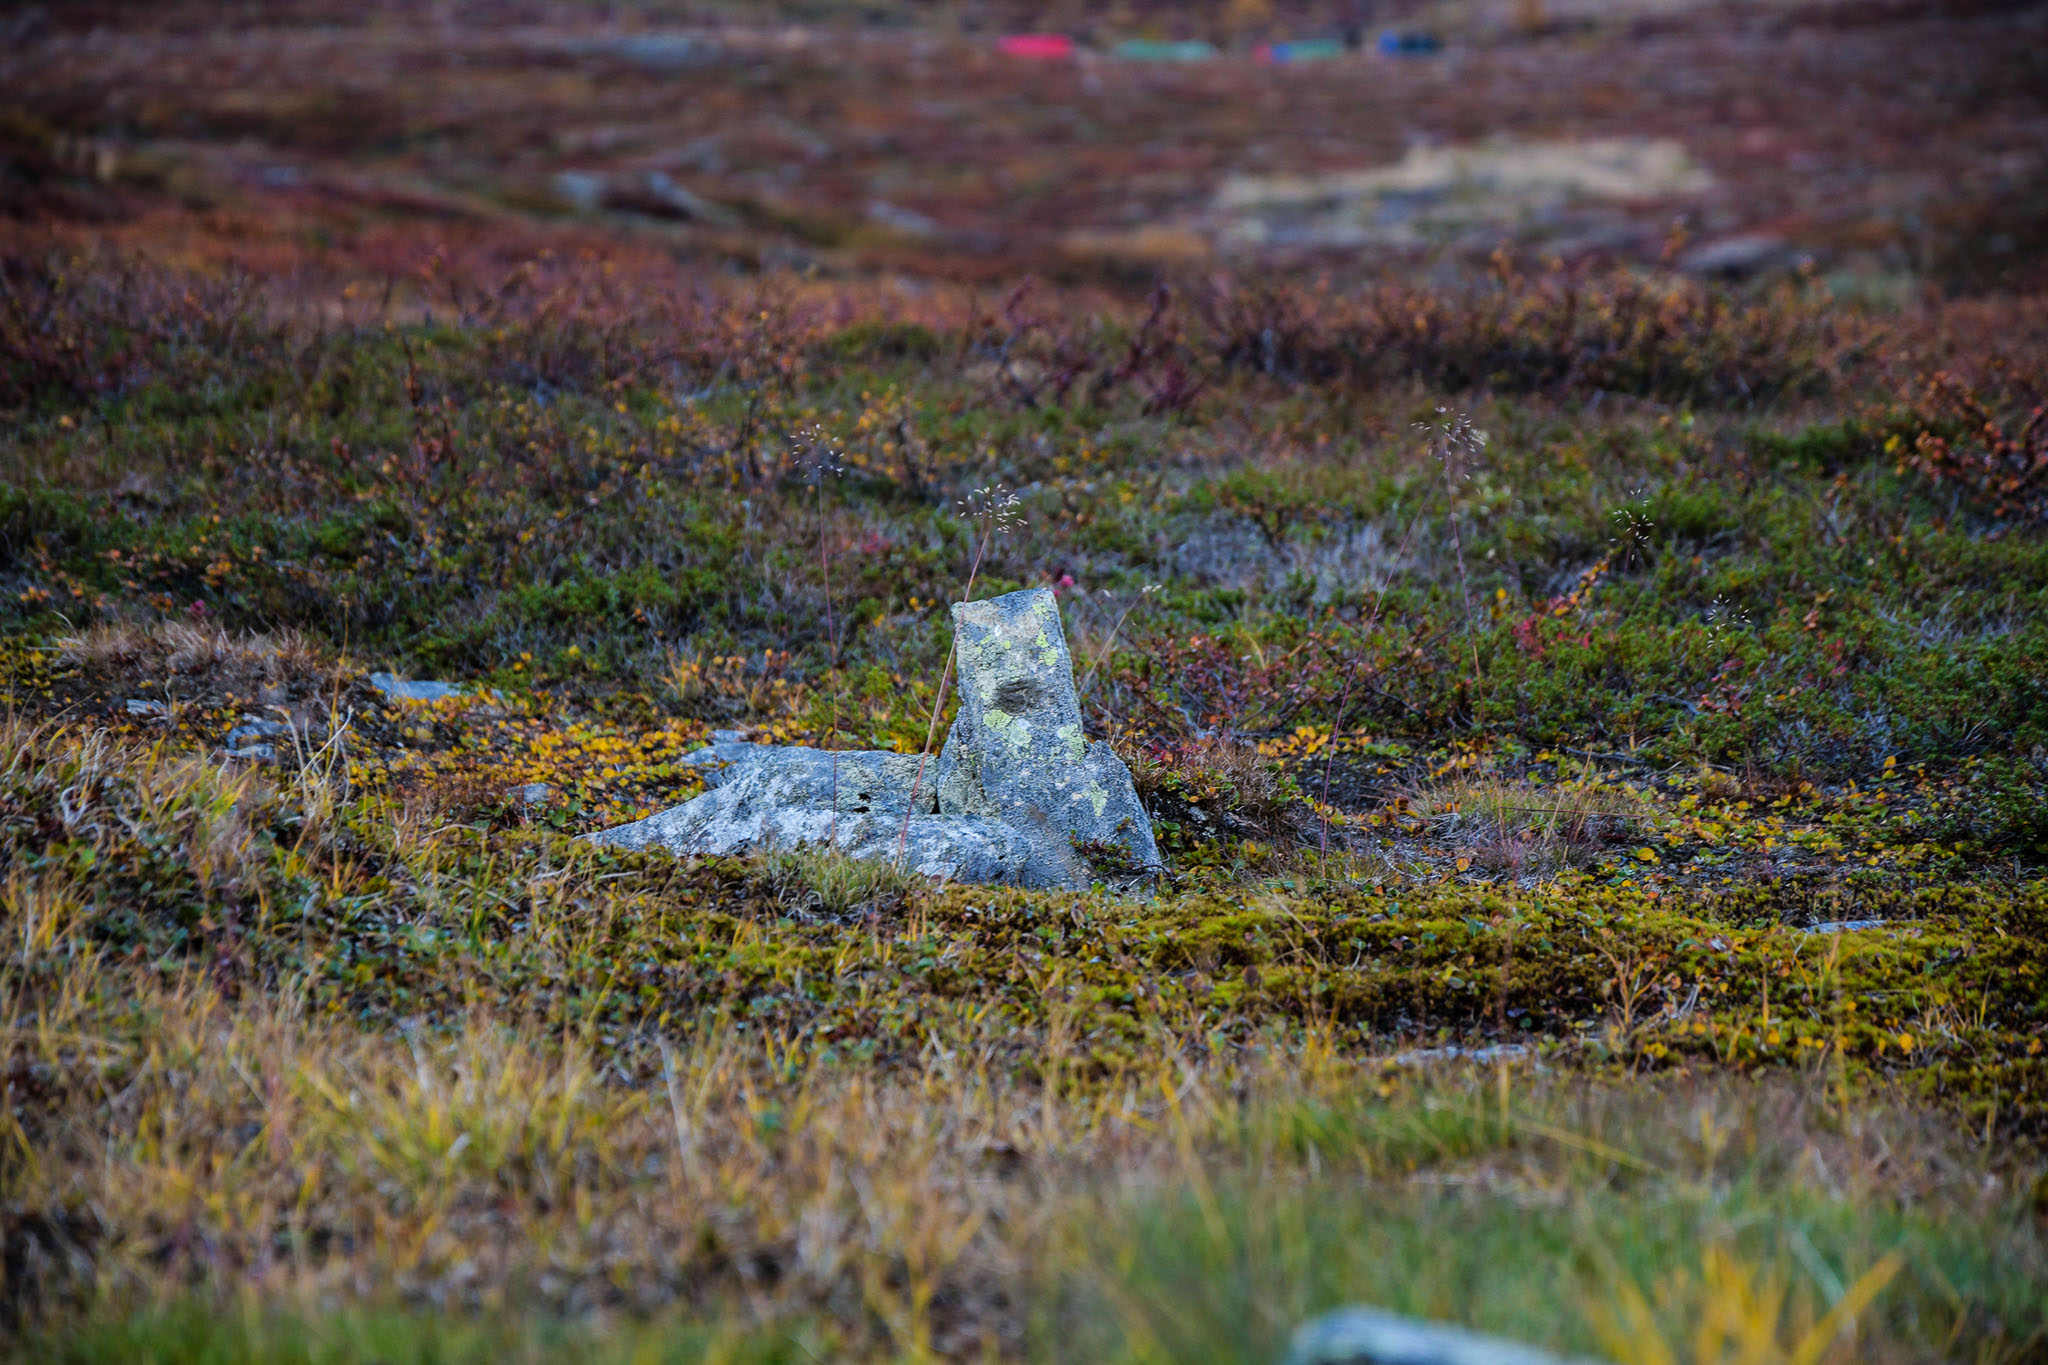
[1112,39,1219,62]
[1264,38,1347,63]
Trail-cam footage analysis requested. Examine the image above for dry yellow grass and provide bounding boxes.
[7,955,2038,1362]
[56,620,331,684]
[1404,768,1656,872]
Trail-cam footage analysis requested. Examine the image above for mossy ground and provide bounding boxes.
[5,2,2048,1360]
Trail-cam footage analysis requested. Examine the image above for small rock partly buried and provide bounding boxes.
[587,588,1161,890]
[1283,1306,1609,1365]
[367,672,471,703]
[225,717,293,761]
[1386,1043,1532,1069]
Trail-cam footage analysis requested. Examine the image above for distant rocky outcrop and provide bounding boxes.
[586,588,1161,890]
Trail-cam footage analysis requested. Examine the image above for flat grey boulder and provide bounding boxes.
[679,738,769,786]
[936,588,1162,888]
[1386,1043,1532,1069]
[585,588,1162,891]
[596,747,933,841]
[724,747,933,817]
[585,746,1031,883]
[1283,1307,1609,1365]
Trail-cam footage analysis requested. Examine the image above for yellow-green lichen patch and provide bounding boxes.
[1080,779,1109,817]
[958,631,1010,705]
[1056,723,1085,762]
[984,706,1032,752]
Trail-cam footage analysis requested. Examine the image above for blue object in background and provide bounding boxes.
[1376,29,1443,55]
[1263,38,1347,63]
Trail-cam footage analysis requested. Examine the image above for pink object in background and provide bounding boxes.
[997,34,1074,59]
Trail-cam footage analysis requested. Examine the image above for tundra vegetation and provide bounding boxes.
[1,1,2046,1362]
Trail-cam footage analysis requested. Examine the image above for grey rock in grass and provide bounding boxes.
[629,805,1026,884]
[585,588,1161,891]
[552,169,607,212]
[1677,232,1801,279]
[587,744,1037,885]
[1283,1307,1610,1365]
[550,34,722,74]
[712,747,933,818]
[1387,1043,1531,1068]
[680,738,770,786]
[226,717,293,761]
[936,588,1161,889]
[368,672,468,704]
[586,747,1030,883]
[842,812,1033,884]
[590,747,932,849]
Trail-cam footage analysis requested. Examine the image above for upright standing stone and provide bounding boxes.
[935,588,1162,889]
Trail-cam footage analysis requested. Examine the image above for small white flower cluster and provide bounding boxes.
[957,484,1027,533]
[1610,487,1656,566]
[788,424,844,481]
[1704,593,1752,647]
[1416,405,1488,476]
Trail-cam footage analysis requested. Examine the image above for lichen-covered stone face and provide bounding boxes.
[678,739,768,787]
[582,747,1032,883]
[584,747,932,857]
[935,588,1162,890]
[709,748,933,816]
[590,794,1030,885]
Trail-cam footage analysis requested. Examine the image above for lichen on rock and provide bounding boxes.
[935,588,1162,889]
[586,587,1161,891]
